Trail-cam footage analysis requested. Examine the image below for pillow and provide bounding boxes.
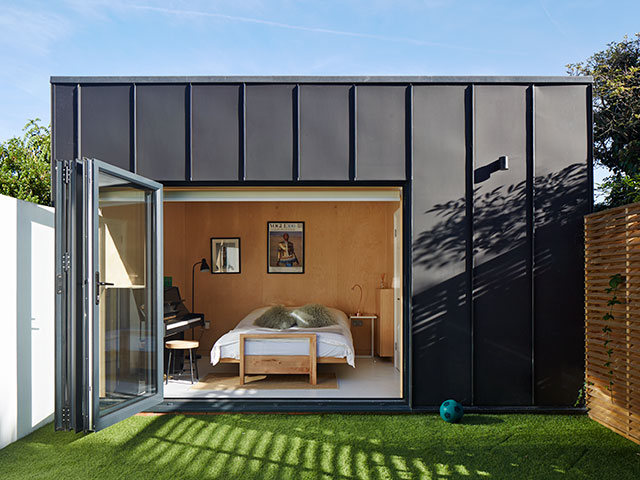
[254,305,296,329]
[291,304,336,328]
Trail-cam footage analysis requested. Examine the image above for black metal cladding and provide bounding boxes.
[412,85,471,406]
[356,86,407,180]
[136,85,188,181]
[299,85,351,180]
[50,76,591,409]
[245,84,295,181]
[80,85,132,171]
[52,84,76,161]
[533,85,590,405]
[191,85,241,181]
[473,85,531,405]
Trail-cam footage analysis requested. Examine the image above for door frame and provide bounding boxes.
[154,181,413,412]
[88,159,164,431]
[55,158,164,432]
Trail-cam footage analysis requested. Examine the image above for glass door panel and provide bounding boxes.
[89,160,163,431]
[95,172,155,415]
[55,158,163,433]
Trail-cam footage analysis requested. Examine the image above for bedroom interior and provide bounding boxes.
[161,187,404,399]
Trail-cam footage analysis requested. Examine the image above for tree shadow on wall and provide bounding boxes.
[412,163,588,406]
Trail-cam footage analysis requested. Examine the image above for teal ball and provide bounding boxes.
[440,399,464,423]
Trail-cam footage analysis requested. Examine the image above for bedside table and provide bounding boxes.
[349,314,377,357]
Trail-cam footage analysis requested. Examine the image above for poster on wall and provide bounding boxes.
[267,222,304,274]
[211,238,241,274]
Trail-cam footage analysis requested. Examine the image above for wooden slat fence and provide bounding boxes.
[585,202,640,445]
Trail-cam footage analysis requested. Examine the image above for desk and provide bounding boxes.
[349,314,377,358]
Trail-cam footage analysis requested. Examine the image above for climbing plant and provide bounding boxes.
[603,273,624,398]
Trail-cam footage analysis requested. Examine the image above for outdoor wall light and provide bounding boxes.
[499,155,509,170]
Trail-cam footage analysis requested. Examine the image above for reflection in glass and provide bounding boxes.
[97,171,156,414]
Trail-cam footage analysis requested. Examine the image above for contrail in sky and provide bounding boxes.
[126,3,518,55]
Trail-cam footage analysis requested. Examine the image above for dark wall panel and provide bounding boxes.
[245,85,294,181]
[473,86,531,405]
[136,85,186,181]
[299,85,350,180]
[52,84,76,161]
[192,85,240,181]
[80,85,131,171]
[356,86,406,180]
[534,85,589,405]
[51,78,592,409]
[412,86,470,406]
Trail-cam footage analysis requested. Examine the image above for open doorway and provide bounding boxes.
[161,187,404,399]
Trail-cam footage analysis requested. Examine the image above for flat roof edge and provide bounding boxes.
[50,75,593,85]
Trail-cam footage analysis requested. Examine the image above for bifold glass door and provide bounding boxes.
[55,158,163,432]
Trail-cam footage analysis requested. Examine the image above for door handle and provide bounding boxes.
[95,272,114,305]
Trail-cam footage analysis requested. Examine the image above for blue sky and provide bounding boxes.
[0,0,638,186]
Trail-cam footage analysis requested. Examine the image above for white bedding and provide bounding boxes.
[210,306,355,367]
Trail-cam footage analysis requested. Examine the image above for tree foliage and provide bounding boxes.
[0,119,51,206]
[568,33,640,209]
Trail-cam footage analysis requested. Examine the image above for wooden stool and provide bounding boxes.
[165,340,200,384]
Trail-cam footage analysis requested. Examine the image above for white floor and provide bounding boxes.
[164,356,402,399]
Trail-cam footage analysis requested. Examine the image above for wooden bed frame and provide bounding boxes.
[219,333,347,385]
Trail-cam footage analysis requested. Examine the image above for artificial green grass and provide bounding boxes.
[0,414,638,479]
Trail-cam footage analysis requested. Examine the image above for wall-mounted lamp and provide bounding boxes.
[351,283,363,316]
[499,155,509,171]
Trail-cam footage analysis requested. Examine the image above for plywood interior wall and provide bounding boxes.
[164,200,399,351]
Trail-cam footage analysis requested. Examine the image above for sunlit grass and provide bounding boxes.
[0,414,639,479]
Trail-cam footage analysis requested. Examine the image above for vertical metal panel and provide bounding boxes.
[534,85,589,405]
[466,86,475,405]
[349,86,357,181]
[52,85,77,161]
[132,85,137,173]
[136,85,187,180]
[356,86,406,180]
[187,84,192,181]
[191,85,240,181]
[412,85,471,406]
[240,83,246,181]
[79,85,131,171]
[299,85,350,180]
[527,86,535,405]
[404,86,413,406]
[473,85,531,406]
[245,85,294,181]
[293,85,300,181]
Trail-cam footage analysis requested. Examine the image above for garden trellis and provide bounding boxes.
[585,203,640,445]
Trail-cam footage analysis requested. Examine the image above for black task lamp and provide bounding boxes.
[191,258,210,312]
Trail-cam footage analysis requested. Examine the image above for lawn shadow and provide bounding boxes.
[459,415,504,425]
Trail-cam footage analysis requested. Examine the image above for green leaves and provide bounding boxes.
[609,273,624,288]
[600,274,624,397]
[0,119,51,206]
[569,33,640,209]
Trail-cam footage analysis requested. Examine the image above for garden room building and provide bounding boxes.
[50,75,591,431]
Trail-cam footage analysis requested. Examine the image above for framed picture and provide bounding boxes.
[267,222,304,274]
[210,238,241,274]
